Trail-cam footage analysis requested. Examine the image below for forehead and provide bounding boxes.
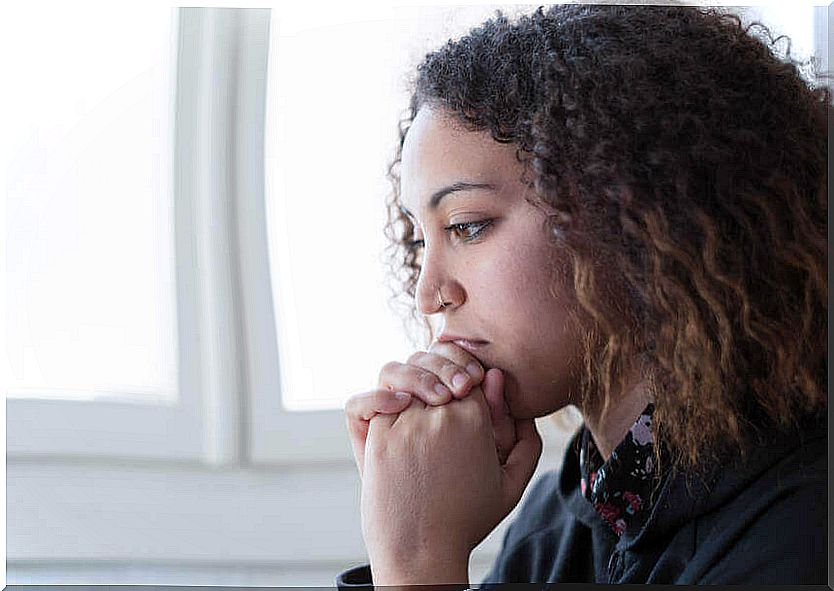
[400,106,522,217]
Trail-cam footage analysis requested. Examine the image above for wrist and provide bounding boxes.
[371,553,470,588]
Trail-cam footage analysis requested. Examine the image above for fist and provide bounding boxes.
[344,341,516,478]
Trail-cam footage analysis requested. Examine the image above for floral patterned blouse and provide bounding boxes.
[579,401,665,537]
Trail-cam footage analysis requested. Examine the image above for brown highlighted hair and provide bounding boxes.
[382,5,829,478]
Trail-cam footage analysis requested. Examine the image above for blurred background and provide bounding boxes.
[3,1,829,585]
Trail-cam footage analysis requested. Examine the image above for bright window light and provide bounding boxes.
[4,5,179,403]
[264,5,521,412]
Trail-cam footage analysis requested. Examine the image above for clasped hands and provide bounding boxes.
[344,341,543,587]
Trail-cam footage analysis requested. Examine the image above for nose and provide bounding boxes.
[415,269,465,317]
[416,272,442,317]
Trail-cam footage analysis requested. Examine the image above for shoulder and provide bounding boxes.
[694,478,826,584]
[686,419,827,584]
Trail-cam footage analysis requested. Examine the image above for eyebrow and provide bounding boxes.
[400,181,498,220]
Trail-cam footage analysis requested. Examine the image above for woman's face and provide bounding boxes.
[399,106,584,419]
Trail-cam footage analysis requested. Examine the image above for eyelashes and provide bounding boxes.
[447,219,494,242]
[407,219,494,250]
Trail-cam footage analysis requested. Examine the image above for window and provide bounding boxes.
[263,5,528,413]
[6,6,177,406]
[249,4,530,463]
[3,5,206,460]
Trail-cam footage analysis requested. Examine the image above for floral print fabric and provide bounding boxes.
[579,401,663,537]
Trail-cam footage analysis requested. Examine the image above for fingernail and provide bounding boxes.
[434,383,451,398]
[394,391,411,400]
[452,373,469,390]
[466,363,481,379]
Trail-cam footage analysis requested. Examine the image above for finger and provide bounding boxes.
[502,418,544,504]
[427,340,486,390]
[483,368,516,465]
[344,389,413,478]
[378,360,454,405]
[408,349,481,400]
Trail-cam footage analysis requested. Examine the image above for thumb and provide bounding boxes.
[501,417,543,505]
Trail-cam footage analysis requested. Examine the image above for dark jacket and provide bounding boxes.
[336,409,827,586]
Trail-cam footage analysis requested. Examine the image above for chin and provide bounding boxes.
[504,374,570,421]
[507,400,555,421]
[502,374,542,419]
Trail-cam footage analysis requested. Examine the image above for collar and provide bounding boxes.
[579,401,666,537]
[558,406,827,551]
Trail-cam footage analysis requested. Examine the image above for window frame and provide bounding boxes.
[4,7,350,466]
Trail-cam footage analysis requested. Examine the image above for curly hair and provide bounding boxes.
[381,4,829,479]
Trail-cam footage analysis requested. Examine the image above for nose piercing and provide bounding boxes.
[437,287,447,309]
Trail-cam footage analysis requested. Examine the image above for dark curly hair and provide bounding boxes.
[381,4,829,479]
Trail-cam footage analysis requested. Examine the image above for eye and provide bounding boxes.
[402,210,424,250]
[406,227,425,250]
[444,219,493,243]
[404,219,494,251]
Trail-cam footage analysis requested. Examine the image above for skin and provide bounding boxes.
[401,105,583,420]
[398,104,652,456]
[344,105,653,584]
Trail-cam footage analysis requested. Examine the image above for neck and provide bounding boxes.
[583,373,653,462]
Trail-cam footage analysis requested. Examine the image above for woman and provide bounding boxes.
[338,4,828,587]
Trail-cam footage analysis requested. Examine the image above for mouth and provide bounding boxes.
[437,332,490,356]
[451,339,488,353]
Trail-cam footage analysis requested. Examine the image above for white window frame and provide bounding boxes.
[6,6,206,462]
[5,7,356,466]
[7,9,359,580]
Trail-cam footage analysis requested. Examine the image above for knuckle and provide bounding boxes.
[381,360,399,373]
[440,360,460,380]
[372,388,394,404]
[419,370,438,390]
[407,351,427,364]
[428,340,456,359]
[343,391,366,412]
[378,361,401,380]
[344,391,376,419]
[428,342,482,378]
[351,388,403,414]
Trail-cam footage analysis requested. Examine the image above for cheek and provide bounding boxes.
[485,248,580,416]
[477,236,551,299]
[471,233,569,334]
[497,246,572,337]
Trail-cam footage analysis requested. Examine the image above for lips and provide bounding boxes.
[437,332,488,353]
[451,339,487,353]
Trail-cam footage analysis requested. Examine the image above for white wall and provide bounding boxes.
[8,416,578,586]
